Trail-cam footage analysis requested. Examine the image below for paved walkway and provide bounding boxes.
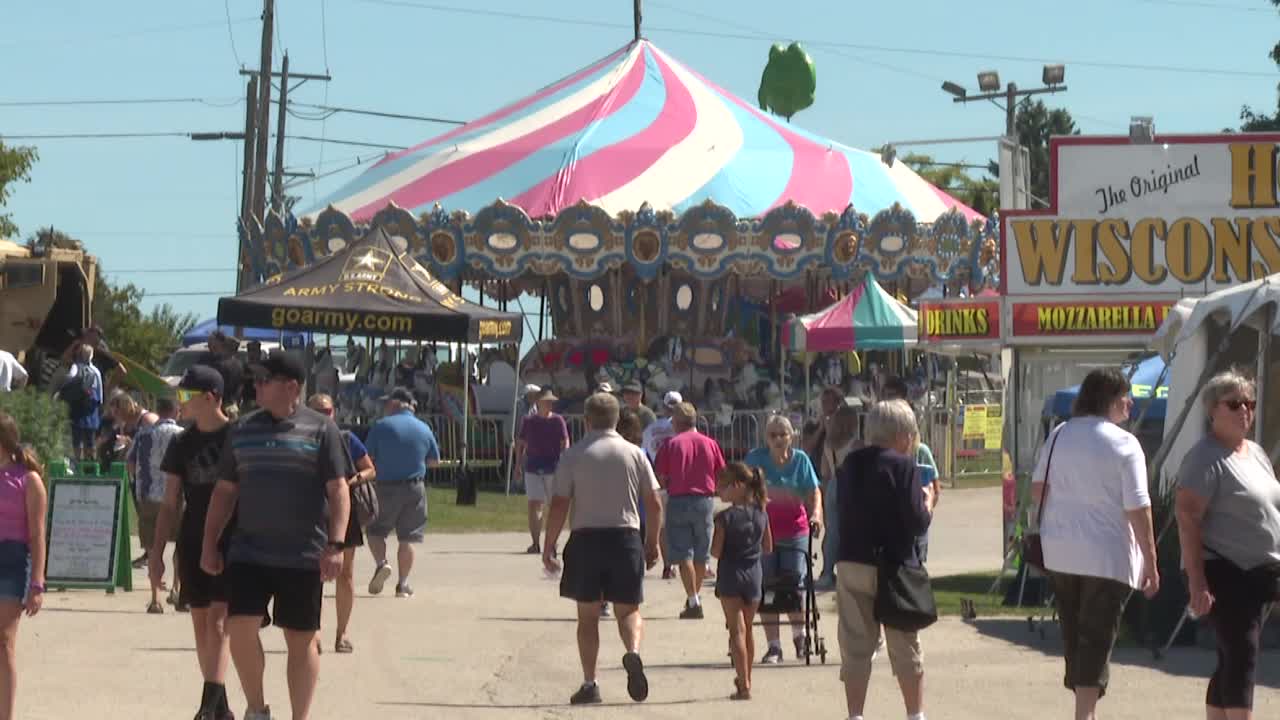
[21,488,1279,718]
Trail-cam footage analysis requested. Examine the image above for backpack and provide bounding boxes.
[58,366,95,416]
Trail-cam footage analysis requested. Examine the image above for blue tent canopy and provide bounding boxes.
[182,318,310,349]
[1043,354,1169,422]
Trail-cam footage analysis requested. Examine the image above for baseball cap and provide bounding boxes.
[596,382,614,394]
[522,383,541,396]
[663,390,683,407]
[178,365,224,396]
[380,387,416,405]
[622,381,643,394]
[250,349,306,383]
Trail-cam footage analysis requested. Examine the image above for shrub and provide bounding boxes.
[0,388,70,474]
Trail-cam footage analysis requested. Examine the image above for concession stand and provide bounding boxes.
[998,132,1280,477]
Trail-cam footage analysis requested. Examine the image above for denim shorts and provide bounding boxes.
[664,495,715,564]
[762,534,809,589]
[0,541,31,603]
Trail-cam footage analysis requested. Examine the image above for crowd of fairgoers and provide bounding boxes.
[0,328,1277,720]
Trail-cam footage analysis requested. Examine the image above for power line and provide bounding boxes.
[361,0,1279,78]
[287,101,466,124]
[0,97,242,108]
[109,268,235,273]
[286,134,407,150]
[0,131,405,150]
[225,0,246,67]
[1136,0,1273,11]
[0,16,259,50]
[144,291,234,297]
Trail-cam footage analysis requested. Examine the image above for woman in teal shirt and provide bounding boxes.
[744,415,822,664]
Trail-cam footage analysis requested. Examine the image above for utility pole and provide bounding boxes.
[271,53,290,213]
[252,0,274,224]
[240,76,258,227]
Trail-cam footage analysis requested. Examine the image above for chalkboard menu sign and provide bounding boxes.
[45,478,124,588]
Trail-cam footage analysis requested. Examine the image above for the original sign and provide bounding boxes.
[917,300,1001,343]
[45,478,123,586]
[1011,301,1174,337]
[1002,135,1280,296]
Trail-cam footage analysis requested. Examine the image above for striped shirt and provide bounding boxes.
[218,406,350,569]
[128,418,183,502]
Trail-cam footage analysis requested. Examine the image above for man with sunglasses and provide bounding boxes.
[150,365,235,720]
[201,350,351,720]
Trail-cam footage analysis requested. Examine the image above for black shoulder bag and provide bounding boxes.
[872,466,938,632]
[1022,426,1062,572]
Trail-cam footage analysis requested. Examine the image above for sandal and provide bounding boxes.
[146,600,164,615]
[731,678,751,701]
[335,637,354,654]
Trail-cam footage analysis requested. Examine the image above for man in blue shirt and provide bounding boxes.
[364,387,440,599]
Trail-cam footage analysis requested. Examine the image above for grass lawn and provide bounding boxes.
[931,570,1029,617]
[426,487,529,533]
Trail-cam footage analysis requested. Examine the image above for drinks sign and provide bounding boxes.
[1002,135,1280,296]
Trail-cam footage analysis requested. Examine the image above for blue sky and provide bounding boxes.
[4,0,1279,330]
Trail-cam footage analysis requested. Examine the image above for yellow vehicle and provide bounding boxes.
[0,237,96,386]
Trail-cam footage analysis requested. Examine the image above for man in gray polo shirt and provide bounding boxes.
[543,392,663,706]
[201,350,351,720]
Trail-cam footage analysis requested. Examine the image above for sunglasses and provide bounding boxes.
[1222,398,1257,412]
[175,389,202,404]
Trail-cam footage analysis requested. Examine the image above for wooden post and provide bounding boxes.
[252,0,274,222]
[271,53,290,213]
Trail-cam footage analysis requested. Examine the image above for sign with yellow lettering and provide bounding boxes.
[1011,301,1173,337]
[917,300,1000,343]
[1002,134,1280,296]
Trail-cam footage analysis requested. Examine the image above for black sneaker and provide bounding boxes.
[526,542,540,554]
[569,682,602,705]
[395,583,414,599]
[622,652,649,702]
[678,603,704,620]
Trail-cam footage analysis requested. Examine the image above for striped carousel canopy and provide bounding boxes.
[302,40,982,224]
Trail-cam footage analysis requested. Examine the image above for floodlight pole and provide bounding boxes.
[949,82,1067,138]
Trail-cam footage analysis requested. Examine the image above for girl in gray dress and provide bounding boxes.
[712,462,774,701]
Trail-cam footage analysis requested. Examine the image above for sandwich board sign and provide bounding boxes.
[45,470,132,592]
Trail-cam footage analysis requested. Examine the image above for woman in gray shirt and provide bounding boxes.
[1176,370,1280,719]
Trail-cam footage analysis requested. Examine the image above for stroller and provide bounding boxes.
[757,526,828,665]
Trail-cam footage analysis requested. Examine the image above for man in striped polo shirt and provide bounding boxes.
[201,350,351,720]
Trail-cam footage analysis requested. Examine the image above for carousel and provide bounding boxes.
[238,39,999,429]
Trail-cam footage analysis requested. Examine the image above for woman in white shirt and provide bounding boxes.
[1032,368,1160,720]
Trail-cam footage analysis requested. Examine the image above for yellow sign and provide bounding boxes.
[984,405,1003,451]
[1003,138,1280,296]
[963,405,987,441]
[477,319,513,340]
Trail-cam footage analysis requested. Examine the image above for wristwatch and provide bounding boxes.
[326,541,345,551]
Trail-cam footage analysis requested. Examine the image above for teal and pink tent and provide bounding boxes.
[783,275,918,352]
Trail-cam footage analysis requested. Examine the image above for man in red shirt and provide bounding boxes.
[654,402,725,619]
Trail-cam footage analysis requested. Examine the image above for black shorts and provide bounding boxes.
[343,486,364,547]
[227,562,323,632]
[560,528,644,606]
[177,537,229,609]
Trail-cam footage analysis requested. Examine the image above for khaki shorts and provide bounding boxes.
[836,561,924,680]
[136,500,176,549]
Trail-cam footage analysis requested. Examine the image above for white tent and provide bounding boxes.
[1149,274,1280,486]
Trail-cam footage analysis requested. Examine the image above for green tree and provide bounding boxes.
[1237,1,1280,131]
[92,272,197,370]
[0,141,38,239]
[878,149,998,216]
[1013,100,1078,203]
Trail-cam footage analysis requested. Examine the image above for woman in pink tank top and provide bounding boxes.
[0,412,48,720]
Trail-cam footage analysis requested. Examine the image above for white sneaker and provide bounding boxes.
[368,564,391,595]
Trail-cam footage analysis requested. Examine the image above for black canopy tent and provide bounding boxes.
[217,227,523,497]
[217,227,520,344]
